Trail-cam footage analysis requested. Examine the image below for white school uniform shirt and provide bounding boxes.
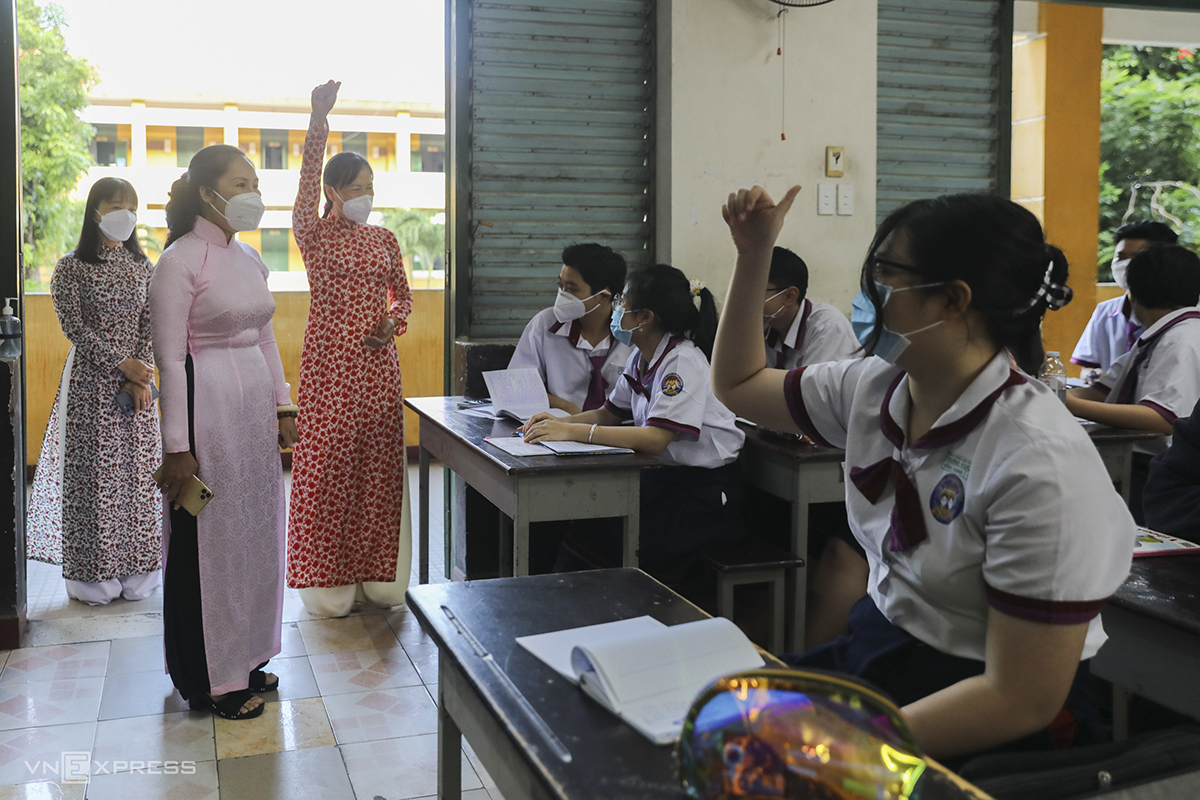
[604,336,744,468]
[1096,306,1200,455]
[1070,295,1143,372]
[784,352,1134,662]
[509,308,632,411]
[765,299,862,371]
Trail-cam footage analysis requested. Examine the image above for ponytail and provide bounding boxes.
[624,264,721,361]
[1009,245,1072,375]
[165,144,246,248]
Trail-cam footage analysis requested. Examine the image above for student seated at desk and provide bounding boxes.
[764,246,860,369]
[522,264,745,586]
[1066,245,1200,525]
[1071,221,1177,376]
[1144,395,1200,542]
[713,187,1134,761]
[509,243,632,415]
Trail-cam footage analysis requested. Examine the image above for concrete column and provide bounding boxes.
[130,100,147,168]
[224,104,238,147]
[1037,3,1103,363]
[396,111,412,173]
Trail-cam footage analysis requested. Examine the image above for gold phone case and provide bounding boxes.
[152,467,215,516]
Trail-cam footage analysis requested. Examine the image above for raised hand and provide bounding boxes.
[311,80,341,119]
[721,185,801,255]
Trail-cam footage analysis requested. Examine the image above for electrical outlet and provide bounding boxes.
[837,184,854,216]
[817,184,835,216]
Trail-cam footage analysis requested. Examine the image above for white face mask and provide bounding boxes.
[763,289,788,324]
[553,288,603,324]
[1111,257,1130,290]
[98,209,136,243]
[209,189,265,232]
[333,188,373,224]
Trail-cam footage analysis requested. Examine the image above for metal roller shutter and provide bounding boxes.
[876,0,1012,223]
[455,0,655,340]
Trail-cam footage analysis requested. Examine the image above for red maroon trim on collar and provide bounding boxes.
[879,368,1026,453]
[636,335,685,385]
[1135,310,1200,349]
[547,319,582,347]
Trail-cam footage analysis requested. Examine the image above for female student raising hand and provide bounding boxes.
[712,187,1134,760]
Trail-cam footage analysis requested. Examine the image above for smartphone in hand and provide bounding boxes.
[151,466,214,516]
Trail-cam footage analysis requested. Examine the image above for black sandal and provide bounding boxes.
[249,669,279,693]
[190,689,265,720]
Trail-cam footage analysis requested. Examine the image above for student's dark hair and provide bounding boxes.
[74,178,147,265]
[165,145,250,247]
[767,246,809,298]
[624,264,719,360]
[859,193,1072,376]
[561,242,627,297]
[1126,245,1200,310]
[322,152,372,218]
[1115,220,1178,247]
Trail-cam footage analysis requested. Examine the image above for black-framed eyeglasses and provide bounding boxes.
[870,256,922,281]
[676,668,991,800]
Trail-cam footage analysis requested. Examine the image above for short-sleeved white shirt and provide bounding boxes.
[1097,307,1200,455]
[765,299,862,371]
[1070,295,1143,372]
[604,336,744,468]
[784,352,1134,661]
[509,308,632,410]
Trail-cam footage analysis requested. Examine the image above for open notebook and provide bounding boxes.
[484,437,633,457]
[481,368,554,422]
[517,616,764,744]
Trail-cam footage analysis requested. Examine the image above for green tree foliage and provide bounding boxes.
[380,208,444,283]
[1100,44,1200,279]
[17,0,96,276]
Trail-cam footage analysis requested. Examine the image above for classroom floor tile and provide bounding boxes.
[0,643,109,686]
[92,711,215,769]
[340,733,483,799]
[97,670,190,721]
[216,745,355,800]
[401,641,440,685]
[261,655,320,702]
[84,758,218,800]
[308,647,421,696]
[0,679,104,731]
[104,635,163,676]
[212,697,335,760]
[0,780,87,799]
[323,686,438,745]
[296,614,399,656]
[0,722,96,786]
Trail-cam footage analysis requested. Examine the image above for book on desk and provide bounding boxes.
[1134,527,1200,557]
[516,615,764,744]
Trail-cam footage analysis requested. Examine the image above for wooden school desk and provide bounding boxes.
[1091,555,1200,739]
[736,420,1164,651]
[405,397,660,583]
[406,569,746,800]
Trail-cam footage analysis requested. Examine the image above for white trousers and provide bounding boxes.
[297,451,413,619]
[66,569,162,606]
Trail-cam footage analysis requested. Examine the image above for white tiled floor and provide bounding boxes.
[2,465,504,800]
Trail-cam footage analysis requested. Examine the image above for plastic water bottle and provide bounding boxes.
[0,297,21,361]
[1038,351,1067,403]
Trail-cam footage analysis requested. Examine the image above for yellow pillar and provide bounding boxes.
[1038,3,1103,366]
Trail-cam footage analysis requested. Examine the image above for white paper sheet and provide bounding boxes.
[515,616,667,682]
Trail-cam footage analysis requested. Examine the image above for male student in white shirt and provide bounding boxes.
[763,247,861,370]
[1068,244,1200,524]
[1070,221,1177,375]
[509,243,632,414]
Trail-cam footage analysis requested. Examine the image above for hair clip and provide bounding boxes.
[689,278,707,297]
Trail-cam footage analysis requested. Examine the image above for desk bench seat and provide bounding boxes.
[703,537,805,653]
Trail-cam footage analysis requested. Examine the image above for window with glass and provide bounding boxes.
[90,123,120,166]
[261,129,288,170]
[410,134,445,173]
[176,126,203,168]
[261,228,289,271]
[341,131,368,157]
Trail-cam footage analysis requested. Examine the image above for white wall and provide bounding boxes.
[656,0,878,313]
[1014,2,1200,47]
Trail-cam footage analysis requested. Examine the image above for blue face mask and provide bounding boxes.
[609,305,643,346]
[850,281,946,365]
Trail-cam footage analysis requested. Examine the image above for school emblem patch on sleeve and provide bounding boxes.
[929,473,965,524]
[661,372,684,396]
